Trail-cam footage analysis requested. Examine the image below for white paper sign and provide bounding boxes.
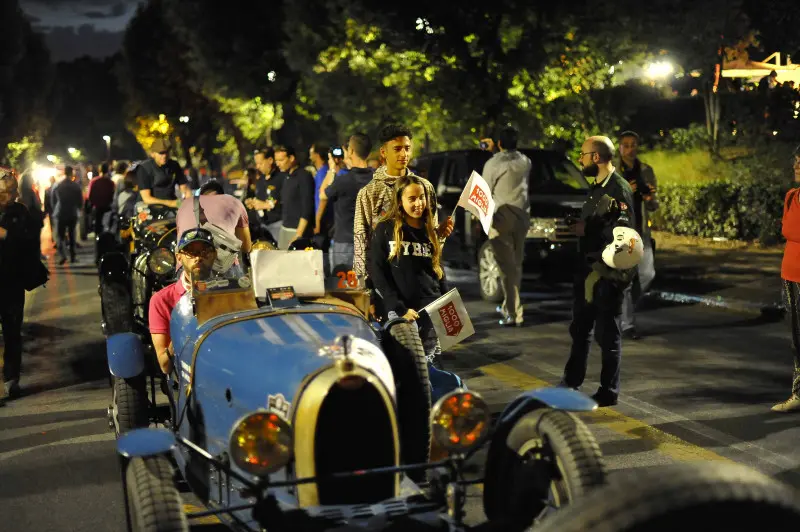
[422,288,475,351]
[456,171,496,235]
[250,249,325,298]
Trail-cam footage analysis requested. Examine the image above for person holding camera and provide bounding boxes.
[616,130,659,340]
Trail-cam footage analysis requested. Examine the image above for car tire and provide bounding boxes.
[483,408,606,530]
[126,456,188,532]
[535,462,800,532]
[382,320,432,480]
[113,376,149,436]
[101,281,134,335]
[478,241,504,303]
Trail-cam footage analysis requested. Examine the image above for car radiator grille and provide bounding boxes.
[554,218,578,242]
[314,380,396,505]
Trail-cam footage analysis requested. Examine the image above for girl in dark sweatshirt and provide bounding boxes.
[369,174,448,363]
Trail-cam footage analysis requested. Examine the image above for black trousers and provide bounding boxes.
[782,280,800,397]
[1,288,25,384]
[56,217,76,260]
[562,274,623,397]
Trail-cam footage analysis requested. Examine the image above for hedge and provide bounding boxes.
[651,180,789,245]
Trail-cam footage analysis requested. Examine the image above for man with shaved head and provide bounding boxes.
[560,135,636,407]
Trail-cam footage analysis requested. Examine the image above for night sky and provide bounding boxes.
[19,0,144,62]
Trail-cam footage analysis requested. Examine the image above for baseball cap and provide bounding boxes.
[150,138,172,153]
[176,227,215,253]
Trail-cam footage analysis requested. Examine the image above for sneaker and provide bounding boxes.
[622,328,643,340]
[771,395,800,413]
[3,380,20,400]
[499,317,523,327]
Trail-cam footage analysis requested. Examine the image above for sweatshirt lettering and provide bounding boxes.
[388,239,433,258]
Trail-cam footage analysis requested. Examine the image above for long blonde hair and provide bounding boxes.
[381,174,443,279]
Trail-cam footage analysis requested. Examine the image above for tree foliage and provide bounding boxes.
[0,0,53,167]
[111,0,795,168]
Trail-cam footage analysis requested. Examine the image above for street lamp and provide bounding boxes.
[103,135,111,161]
[179,116,190,123]
[645,60,675,79]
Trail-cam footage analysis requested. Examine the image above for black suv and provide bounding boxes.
[410,149,590,302]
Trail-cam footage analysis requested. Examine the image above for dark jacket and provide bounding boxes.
[0,202,41,295]
[616,157,658,243]
[579,171,637,286]
[368,220,448,318]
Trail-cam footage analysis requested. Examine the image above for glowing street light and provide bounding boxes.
[179,116,190,123]
[103,135,112,160]
[67,147,77,154]
[645,60,675,79]
[46,154,57,163]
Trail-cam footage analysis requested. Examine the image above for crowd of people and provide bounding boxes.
[6,120,800,418]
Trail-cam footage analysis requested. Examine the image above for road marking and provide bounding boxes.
[0,432,115,463]
[183,503,222,524]
[479,362,733,463]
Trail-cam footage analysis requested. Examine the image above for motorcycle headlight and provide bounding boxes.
[430,389,490,453]
[230,411,293,476]
[527,218,558,239]
[147,247,175,275]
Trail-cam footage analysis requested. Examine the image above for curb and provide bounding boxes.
[646,290,786,317]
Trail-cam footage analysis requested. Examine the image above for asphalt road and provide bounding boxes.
[2,237,800,531]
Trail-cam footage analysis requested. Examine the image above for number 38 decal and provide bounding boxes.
[336,270,359,289]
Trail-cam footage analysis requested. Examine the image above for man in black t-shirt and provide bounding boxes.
[320,132,374,272]
[136,138,190,208]
[273,145,314,249]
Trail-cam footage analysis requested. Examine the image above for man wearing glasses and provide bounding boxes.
[561,136,636,407]
[149,228,217,374]
[136,138,191,208]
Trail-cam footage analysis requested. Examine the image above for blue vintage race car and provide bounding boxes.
[107,253,606,532]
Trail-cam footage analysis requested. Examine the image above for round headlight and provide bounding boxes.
[229,411,293,476]
[148,247,175,275]
[430,390,490,453]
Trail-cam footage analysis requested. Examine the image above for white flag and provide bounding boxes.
[456,171,495,235]
[422,288,475,351]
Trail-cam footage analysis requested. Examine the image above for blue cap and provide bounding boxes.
[177,227,215,252]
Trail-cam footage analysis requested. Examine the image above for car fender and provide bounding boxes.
[107,332,146,379]
[99,250,129,286]
[491,387,596,446]
[117,427,177,458]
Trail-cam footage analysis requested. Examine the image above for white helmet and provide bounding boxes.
[602,226,644,269]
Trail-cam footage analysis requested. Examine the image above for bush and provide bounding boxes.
[652,180,788,245]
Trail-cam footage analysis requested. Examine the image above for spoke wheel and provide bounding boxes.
[478,241,503,303]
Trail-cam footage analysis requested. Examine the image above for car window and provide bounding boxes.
[529,152,589,194]
[444,155,471,187]
[427,156,444,187]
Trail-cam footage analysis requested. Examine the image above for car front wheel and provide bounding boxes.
[483,408,607,530]
[111,376,149,437]
[478,241,503,303]
[126,456,188,532]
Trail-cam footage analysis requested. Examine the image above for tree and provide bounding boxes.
[0,0,53,168]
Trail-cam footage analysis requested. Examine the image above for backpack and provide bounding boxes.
[193,195,242,274]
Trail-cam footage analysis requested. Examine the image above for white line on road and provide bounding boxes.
[0,432,116,463]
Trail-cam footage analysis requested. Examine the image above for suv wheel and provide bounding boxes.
[478,241,504,303]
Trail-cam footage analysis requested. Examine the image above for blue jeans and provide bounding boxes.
[329,241,355,273]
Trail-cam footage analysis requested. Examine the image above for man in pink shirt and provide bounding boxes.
[149,227,217,374]
[175,181,252,254]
